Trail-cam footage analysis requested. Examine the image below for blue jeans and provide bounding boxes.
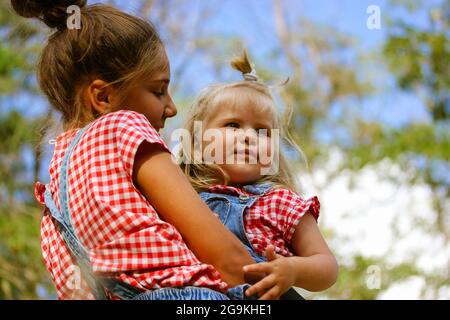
[132,284,254,300]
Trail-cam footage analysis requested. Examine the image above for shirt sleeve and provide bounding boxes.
[275,189,320,245]
[114,111,171,178]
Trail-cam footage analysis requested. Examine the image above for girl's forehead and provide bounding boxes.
[141,54,170,82]
[206,90,276,125]
[149,65,170,81]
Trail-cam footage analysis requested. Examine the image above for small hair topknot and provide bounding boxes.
[11,0,87,30]
[230,50,258,82]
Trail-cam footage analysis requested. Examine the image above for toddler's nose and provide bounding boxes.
[243,129,258,146]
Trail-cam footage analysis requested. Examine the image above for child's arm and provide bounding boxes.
[243,212,338,299]
[132,142,259,286]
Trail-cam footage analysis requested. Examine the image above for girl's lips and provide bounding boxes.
[234,148,258,161]
[235,147,257,156]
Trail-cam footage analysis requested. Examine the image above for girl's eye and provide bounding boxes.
[153,91,164,98]
[225,122,240,128]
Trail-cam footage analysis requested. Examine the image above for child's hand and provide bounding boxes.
[243,245,297,300]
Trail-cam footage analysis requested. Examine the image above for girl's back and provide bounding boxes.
[37,111,227,299]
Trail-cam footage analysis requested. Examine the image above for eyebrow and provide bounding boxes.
[148,78,170,84]
[220,117,273,128]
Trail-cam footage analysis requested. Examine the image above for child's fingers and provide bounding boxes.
[265,245,277,261]
[258,286,282,300]
[243,262,272,274]
[245,275,276,297]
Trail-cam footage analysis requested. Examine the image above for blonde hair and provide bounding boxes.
[180,51,303,192]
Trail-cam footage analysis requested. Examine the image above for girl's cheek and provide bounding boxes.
[224,129,237,153]
[201,128,232,164]
[258,136,273,159]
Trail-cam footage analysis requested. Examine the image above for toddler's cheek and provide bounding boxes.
[258,136,272,155]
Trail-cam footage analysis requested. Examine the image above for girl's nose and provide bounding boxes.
[243,129,258,145]
[165,100,177,118]
[238,129,258,145]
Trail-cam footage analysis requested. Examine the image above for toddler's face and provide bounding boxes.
[202,101,275,185]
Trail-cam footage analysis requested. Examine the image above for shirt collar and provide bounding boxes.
[206,182,273,196]
[207,184,249,196]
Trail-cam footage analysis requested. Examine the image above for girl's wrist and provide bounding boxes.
[289,254,339,291]
[287,256,307,286]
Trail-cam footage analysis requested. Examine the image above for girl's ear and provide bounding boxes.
[85,79,116,115]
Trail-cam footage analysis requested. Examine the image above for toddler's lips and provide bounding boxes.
[234,148,258,160]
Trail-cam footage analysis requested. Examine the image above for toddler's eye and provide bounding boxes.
[225,122,240,128]
[153,91,164,98]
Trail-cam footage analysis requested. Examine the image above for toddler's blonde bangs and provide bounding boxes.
[207,84,277,124]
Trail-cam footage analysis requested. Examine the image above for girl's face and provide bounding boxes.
[202,97,275,185]
[122,66,177,132]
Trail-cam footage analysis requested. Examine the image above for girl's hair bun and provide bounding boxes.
[11,0,87,29]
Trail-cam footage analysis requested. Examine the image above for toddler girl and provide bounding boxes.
[180,51,339,299]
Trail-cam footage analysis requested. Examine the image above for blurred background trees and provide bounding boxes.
[0,0,448,299]
[0,0,53,298]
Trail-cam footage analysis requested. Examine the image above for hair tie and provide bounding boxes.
[243,70,258,82]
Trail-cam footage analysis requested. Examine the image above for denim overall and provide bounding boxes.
[43,126,250,300]
[200,183,305,300]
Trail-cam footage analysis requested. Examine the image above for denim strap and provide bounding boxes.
[44,126,141,300]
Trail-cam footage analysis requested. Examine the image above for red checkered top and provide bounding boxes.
[206,185,320,258]
[35,110,228,300]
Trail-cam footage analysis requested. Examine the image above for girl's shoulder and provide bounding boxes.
[53,110,152,149]
[100,109,145,121]
[263,186,320,221]
[264,186,303,200]
[265,186,319,204]
[92,109,151,131]
[87,109,163,144]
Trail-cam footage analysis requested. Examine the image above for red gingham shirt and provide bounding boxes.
[206,185,320,258]
[35,110,227,299]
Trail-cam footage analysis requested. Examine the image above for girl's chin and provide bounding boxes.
[225,168,262,185]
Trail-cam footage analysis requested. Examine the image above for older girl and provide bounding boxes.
[12,0,257,300]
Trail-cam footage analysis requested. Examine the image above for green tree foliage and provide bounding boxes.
[267,0,449,299]
[385,0,450,121]
[0,112,52,300]
[381,3,449,295]
[0,1,52,299]
[382,0,449,240]
[320,255,420,299]
[0,207,51,299]
[332,0,450,298]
